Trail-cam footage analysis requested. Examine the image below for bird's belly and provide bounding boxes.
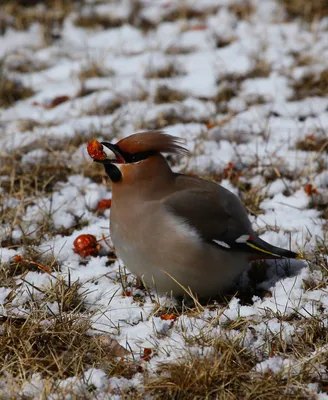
[110,210,248,297]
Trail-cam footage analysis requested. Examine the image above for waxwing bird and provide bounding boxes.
[93,131,303,298]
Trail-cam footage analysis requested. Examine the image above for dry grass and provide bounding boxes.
[1,0,328,398]
[162,5,217,24]
[0,73,33,107]
[0,313,92,379]
[0,310,133,382]
[161,1,254,24]
[145,64,183,79]
[296,135,328,153]
[74,1,142,30]
[45,275,87,313]
[215,81,240,112]
[154,85,187,104]
[0,258,134,396]
[240,184,266,216]
[291,69,328,100]
[0,138,109,249]
[215,60,271,112]
[135,105,202,130]
[145,335,316,399]
[75,14,125,30]
[229,1,255,20]
[0,152,71,245]
[0,0,77,33]
[0,257,131,384]
[78,63,115,81]
[280,0,328,21]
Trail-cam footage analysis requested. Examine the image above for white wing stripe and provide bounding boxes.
[235,235,250,243]
[213,240,231,249]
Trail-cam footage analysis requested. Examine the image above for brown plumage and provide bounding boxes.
[91,131,303,298]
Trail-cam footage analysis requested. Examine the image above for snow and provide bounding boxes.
[1,0,328,398]
[0,25,43,59]
[255,355,296,375]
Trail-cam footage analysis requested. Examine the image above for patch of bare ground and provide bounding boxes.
[145,63,184,79]
[75,13,125,30]
[0,72,34,107]
[0,255,133,395]
[4,53,49,73]
[291,69,328,100]
[74,1,142,30]
[296,134,328,153]
[280,0,328,21]
[78,63,115,81]
[0,310,132,381]
[153,85,187,104]
[228,1,255,20]
[135,105,203,130]
[0,138,110,248]
[161,1,254,24]
[215,60,271,112]
[0,0,78,43]
[145,335,316,399]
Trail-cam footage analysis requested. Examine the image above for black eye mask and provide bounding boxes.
[93,142,156,182]
[122,150,156,163]
[103,163,122,182]
[98,142,156,164]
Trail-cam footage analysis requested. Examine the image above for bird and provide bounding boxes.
[92,131,303,298]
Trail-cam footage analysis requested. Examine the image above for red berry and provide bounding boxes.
[160,313,177,321]
[304,184,318,196]
[97,199,112,211]
[87,139,107,161]
[73,234,102,258]
[141,348,152,362]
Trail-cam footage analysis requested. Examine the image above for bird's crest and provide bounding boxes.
[117,131,189,156]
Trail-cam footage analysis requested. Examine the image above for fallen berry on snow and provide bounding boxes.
[45,95,70,109]
[223,162,240,183]
[304,183,318,196]
[160,313,177,321]
[13,255,23,263]
[73,234,102,258]
[87,139,107,161]
[97,199,112,210]
[141,348,152,362]
[123,287,132,297]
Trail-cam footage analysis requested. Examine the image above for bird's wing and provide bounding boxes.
[163,188,300,259]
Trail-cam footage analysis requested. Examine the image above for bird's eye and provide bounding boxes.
[126,150,155,163]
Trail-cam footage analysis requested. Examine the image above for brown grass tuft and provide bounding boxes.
[0,1,75,44]
[0,74,34,107]
[291,69,328,100]
[0,311,128,381]
[229,1,254,20]
[296,135,328,152]
[145,64,183,79]
[240,184,266,216]
[154,85,186,104]
[45,275,87,313]
[75,14,124,29]
[280,0,328,21]
[145,335,314,399]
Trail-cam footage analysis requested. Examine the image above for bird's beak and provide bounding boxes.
[93,142,126,164]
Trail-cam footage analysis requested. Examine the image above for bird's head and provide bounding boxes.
[94,131,189,184]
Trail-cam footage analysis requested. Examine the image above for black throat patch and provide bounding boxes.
[104,163,122,182]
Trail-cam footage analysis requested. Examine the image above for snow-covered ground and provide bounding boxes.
[0,0,328,398]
